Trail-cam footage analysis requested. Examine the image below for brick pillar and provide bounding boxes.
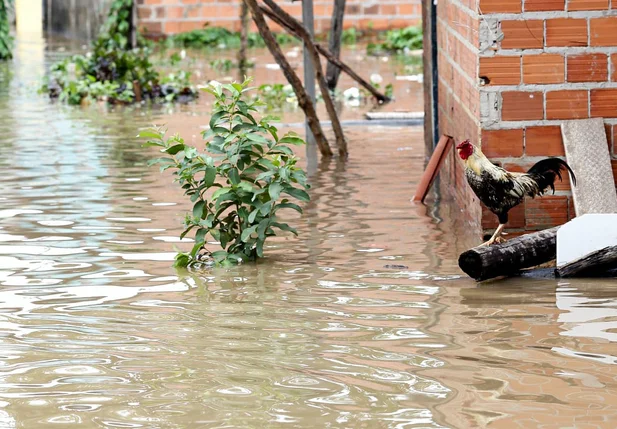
[438,0,617,237]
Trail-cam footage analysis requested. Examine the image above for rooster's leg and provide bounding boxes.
[481,224,506,246]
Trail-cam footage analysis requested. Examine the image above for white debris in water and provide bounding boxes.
[396,74,424,83]
[370,74,383,84]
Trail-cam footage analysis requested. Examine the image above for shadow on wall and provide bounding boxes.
[43,0,113,42]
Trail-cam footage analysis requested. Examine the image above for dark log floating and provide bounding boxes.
[556,245,617,278]
[458,227,559,282]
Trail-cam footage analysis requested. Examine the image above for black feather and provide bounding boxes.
[526,157,577,194]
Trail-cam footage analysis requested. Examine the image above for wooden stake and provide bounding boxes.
[243,0,333,157]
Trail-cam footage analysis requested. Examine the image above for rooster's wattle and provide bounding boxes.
[456,139,577,246]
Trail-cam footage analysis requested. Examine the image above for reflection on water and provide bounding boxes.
[0,35,616,429]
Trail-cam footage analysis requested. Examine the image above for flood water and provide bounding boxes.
[1,35,617,429]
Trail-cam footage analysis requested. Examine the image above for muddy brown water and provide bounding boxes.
[0,36,616,429]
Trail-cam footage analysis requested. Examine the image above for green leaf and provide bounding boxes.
[165,144,185,155]
[248,208,259,224]
[268,182,282,201]
[257,218,269,239]
[241,225,258,242]
[192,201,205,219]
[211,250,228,263]
[273,222,298,236]
[180,225,195,239]
[195,228,207,244]
[174,252,191,268]
[278,136,305,145]
[142,141,164,148]
[211,187,232,201]
[137,130,163,139]
[274,202,303,214]
[284,186,310,202]
[256,239,264,258]
[246,133,269,144]
[228,168,241,185]
[209,110,227,130]
[204,166,217,187]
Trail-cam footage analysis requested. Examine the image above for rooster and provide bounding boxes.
[456,139,577,246]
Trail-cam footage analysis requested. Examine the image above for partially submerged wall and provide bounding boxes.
[437,0,617,237]
[136,0,422,36]
[436,0,483,231]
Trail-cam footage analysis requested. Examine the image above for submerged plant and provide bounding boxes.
[41,0,197,105]
[141,78,310,267]
[165,25,296,49]
[367,26,423,55]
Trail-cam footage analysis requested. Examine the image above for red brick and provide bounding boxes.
[546,18,588,47]
[501,92,544,121]
[567,54,608,83]
[500,20,544,49]
[590,17,617,46]
[613,54,617,82]
[613,161,617,187]
[546,90,588,120]
[523,54,565,84]
[478,0,521,13]
[525,196,569,230]
[590,89,617,117]
[481,129,524,157]
[525,0,564,11]
[479,56,521,85]
[525,126,565,156]
[568,0,609,10]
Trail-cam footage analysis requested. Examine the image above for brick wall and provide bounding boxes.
[477,0,617,233]
[436,0,483,230]
[136,0,422,36]
[438,0,617,236]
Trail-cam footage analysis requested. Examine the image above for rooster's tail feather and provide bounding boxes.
[526,158,577,194]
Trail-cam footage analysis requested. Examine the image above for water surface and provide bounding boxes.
[0,35,616,429]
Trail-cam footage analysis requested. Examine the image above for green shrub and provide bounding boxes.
[141,78,310,267]
[0,0,12,60]
[367,26,423,55]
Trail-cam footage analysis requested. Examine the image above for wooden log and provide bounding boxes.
[325,0,346,91]
[258,5,390,104]
[458,227,560,281]
[262,0,347,158]
[244,0,333,158]
[556,245,617,278]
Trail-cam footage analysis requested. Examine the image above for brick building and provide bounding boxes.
[436,0,617,236]
[136,0,422,36]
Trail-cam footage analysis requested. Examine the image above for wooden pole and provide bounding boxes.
[258,5,390,104]
[459,227,560,281]
[243,0,333,157]
[238,0,249,80]
[325,0,346,91]
[129,0,137,49]
[301,0,317,161]
[263,0,347,158]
